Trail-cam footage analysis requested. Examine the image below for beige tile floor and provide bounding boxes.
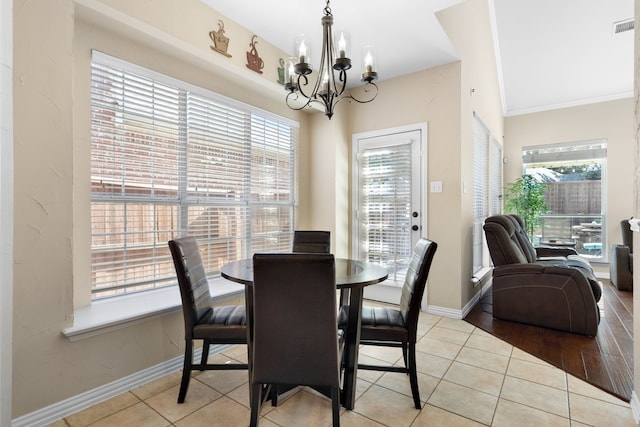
[48,310,637,427]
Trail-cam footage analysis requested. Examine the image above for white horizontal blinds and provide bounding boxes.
[91,61,182,298]
[361,143,412,284]
[249,115,296,253]
[522,139,607,164]
[186,93,250,271]
[472,114,490,273]
[90,51,297,299]
[490,137,503,215]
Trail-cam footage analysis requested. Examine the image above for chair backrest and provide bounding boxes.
[292,230,331,253]
[168,236,213,339]
[506,214,537,262]
[398,238,438,338]
[621,219,633,252]
[483,214,533,266]
[251,253,339,388]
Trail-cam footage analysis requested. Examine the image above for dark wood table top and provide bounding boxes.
[221,257,388,288]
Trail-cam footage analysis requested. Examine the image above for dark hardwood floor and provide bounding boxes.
[464,278,633,401]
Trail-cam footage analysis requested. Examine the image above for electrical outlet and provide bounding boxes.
[430,181,443,193]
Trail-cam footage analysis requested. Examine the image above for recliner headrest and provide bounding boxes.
[485,215,517,237]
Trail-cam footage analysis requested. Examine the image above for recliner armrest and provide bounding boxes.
[610,244,633,291]
[491,263,600,336]
[534,246,578,257]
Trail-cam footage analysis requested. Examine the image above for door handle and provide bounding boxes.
[412,225,419,231]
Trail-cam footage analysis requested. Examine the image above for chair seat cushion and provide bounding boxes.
[338,305,408,342]
[193,305,247,341]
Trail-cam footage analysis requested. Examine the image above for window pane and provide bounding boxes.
[523,139,606,260]
[360,145,413,284]
[90,52,297,299]
[472,115,490,273]
[91,202,178,299]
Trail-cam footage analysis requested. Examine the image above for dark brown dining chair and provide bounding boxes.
[168,236,248,404]
[339,238,437,409]
[250,253,341,427]
[292,230,331,253]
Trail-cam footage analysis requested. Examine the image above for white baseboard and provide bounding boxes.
[426,288,482,320]
[11,345,226,427]
[631,390,640,424]
[426,304,464,319]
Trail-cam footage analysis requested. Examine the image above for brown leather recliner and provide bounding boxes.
[483,214,601,336]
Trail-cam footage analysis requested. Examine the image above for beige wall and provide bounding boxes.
[346,63,464,310]
[13,0,309,417]
[9,0,537,419]
[503,99,635,255]
[14,0,75,417]
[437,0,505,307]
[333,0,505,311]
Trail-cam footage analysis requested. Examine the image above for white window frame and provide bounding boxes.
[473,113,503,274]
[522,139,607,261]
[90,51,298,300]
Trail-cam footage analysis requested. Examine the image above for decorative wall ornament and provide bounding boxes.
[245,35,264,74]
[209,20,232,57]
[277,58,285,85]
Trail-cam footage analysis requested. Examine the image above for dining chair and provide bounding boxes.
[168,236,248,404]
[250,253,341,427]
[339,238,437,409]
[292,230,331,253]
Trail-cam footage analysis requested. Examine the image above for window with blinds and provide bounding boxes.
[490,137,503,215]
[472,115,490,273]
[90,51,298,299]
[360,144,414,285]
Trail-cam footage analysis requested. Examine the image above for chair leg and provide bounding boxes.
[200,339,210,368]
[407,342,421,409]
[402,342,409,369]
[331,386,340,427]
[249,383,263,427]
[178,340,193,404]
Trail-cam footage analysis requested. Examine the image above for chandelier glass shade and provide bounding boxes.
[284,1,378,119]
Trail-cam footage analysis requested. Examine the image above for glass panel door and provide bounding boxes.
[354,129,423,292]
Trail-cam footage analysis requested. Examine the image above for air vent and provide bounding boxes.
[613,18,634,34]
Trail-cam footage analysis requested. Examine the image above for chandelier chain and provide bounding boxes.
[324,0,332,16]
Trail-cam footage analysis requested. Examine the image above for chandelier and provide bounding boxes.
[283,0,378,119]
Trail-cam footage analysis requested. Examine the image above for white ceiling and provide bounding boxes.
[202,0,634,116]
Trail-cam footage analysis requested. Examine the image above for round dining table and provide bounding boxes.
[221,257,388,410]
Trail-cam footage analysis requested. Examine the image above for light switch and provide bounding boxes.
[430,181,443,193]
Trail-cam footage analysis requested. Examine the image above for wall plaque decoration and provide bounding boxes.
[246,35,264,74]
[277,58,285,85]
[209,20,232,57]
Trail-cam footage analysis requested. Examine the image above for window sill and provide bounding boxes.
[472,267,492,285]
[62,278,245,342]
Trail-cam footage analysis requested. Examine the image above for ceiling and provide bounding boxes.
[202,0,634,116]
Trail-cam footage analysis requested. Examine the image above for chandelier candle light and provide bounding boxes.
[284,0,378,119]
